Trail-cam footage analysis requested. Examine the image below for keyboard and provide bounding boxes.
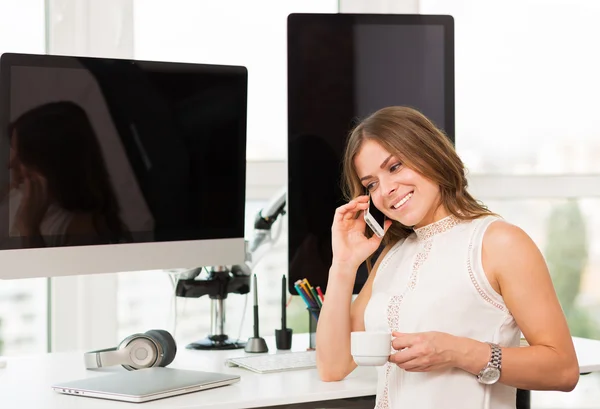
[226,350,316,374]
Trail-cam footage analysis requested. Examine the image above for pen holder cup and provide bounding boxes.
[307,307,320,350]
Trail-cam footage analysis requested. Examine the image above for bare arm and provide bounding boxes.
[453,221,579,391]
[316,244,392,382]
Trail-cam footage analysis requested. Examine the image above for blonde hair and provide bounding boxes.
[342,106,494,248]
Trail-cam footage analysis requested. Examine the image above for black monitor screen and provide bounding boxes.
[287,14,454,294]
[0,53,247,249]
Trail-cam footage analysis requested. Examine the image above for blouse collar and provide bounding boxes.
[413,214,461,241]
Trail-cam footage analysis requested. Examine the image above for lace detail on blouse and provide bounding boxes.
[414,215,461,241]
[375,238,434,409]
[375,295,403,409]
[410,239,433,290]
[467,240,509,313]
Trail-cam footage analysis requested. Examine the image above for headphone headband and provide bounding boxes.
[84,347,128,369]
[83,330,176,371]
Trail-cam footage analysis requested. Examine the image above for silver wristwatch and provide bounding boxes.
[477,342,502,384]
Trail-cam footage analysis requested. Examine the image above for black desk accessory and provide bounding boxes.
[245,274,268,353]
[275,274,293,349]
[176,266,249,350]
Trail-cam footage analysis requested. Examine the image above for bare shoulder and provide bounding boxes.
[482,219,546,290]
[483,220,537,257]
[483,219,534,250]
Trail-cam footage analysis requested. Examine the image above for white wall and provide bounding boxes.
[47,0,134,58]
[339,0,419,13]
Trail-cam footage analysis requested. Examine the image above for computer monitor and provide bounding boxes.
[287,13,455,294]
[0,53,248,279]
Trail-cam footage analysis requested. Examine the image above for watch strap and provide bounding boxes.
[477,342,502,381]
[487,342,502,370]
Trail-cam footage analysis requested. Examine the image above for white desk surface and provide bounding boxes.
[0,335,599,409]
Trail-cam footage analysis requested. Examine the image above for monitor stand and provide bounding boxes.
[186,298,246,350]
[175,266,250,350]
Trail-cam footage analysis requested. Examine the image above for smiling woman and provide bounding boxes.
[345,106,494,240]
[315,106,580,409]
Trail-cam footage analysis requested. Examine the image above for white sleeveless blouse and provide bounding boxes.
[364,215,521,409]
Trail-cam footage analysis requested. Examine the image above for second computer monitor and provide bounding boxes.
[0,53,248,279]
[287,13,455,294]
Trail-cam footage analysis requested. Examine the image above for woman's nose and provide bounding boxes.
[379,178,397,197]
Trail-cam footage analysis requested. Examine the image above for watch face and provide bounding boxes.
[479,367,501,384]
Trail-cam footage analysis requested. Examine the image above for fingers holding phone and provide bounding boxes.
[364,196,387,238]
[331,195,389,271]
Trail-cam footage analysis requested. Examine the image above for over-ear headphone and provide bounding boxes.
[84,329,177,371]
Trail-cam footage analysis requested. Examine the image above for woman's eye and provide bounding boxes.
[390,163,402,172]
[366,182,376,191]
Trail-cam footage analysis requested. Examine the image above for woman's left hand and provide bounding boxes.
[389,331,457,372]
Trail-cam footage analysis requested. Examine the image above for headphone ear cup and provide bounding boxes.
[145,329,177,367]
[118,333,159,371]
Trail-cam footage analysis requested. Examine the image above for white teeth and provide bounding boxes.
[393,192,413,209]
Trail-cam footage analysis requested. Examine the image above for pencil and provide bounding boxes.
[310,287,322,308]
[294,282,313,308]
[316,286,325,302]
[301,279,319,306]
[296,280,316,307]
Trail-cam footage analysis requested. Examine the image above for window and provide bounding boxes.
[485,198,600,340]
[0,278,47,355]
[133,0,338,161]
[0,0,48,356]
[486,197,600,407]
[420,0,600,175]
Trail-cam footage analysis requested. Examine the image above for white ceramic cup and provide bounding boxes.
[350,331,391,366]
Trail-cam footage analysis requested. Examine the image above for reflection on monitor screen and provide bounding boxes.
[287,14,454,294]
[0,53,248,279]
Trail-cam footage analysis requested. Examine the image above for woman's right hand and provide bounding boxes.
[331,195,391,271]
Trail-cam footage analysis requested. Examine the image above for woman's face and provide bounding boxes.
[354,139,447,229]
[8,132,24,187]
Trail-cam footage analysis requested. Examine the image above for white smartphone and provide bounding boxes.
[364,197,386,238]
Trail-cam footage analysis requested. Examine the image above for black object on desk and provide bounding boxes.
[245,274,268,353]
[276,274,293,350]
[516,389,529,409]
[307,306,320,350]
[176,266,249,350]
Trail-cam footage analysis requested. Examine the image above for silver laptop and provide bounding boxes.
[51,367,240,403]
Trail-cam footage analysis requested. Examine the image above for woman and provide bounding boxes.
[315,106,579,408]
[8,101,130,248]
